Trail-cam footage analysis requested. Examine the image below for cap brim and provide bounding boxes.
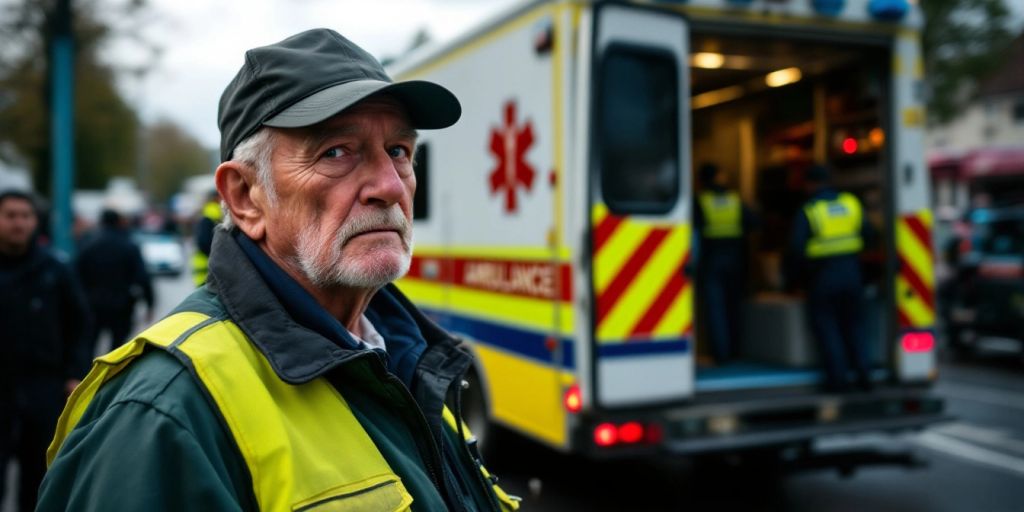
[263,79,461,130]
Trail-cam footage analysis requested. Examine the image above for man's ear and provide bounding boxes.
[215,161,267,241]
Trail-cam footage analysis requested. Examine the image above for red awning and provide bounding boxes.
[962,147,1024,179]
[927,149,967,180]
[927,149,965,170]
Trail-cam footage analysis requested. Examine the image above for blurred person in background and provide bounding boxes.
[694,162,756,364]
[39,29,518,511]
[191,189,221,286]
[785,164,872,392]
[0,189,92,511]
[75,208,154,353]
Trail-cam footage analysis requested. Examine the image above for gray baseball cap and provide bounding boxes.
[218,28,460,162]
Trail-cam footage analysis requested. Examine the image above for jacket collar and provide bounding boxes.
[206,228,467,386]
[207,229,352,384]
[232,230,360,352]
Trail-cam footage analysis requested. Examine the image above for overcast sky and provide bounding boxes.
[104,0,520,150]
[107,0,1023,151]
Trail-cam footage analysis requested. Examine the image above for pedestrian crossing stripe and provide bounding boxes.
[896,209,935,329]
[591,202,693,343]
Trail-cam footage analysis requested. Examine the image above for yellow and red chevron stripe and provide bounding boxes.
[896,209,935,329]
[591,203,693,342]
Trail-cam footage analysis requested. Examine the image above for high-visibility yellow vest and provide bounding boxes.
[803,192,864,259]
[698,191,743,239]
[48,311,519,511]
[192,201,223,286]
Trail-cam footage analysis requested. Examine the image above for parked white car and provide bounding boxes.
[132,232,185,277]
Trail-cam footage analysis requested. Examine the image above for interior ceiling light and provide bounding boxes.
[691,85,744,109]
[765,67,803,87]
[690,53,757,70]
[691,52,725,69]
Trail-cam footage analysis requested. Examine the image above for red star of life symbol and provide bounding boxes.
[488,100,535,213]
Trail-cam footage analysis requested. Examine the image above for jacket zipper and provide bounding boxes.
[361,355,452,508]
[448,378,504,512]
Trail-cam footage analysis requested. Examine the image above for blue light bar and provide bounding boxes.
[869,0,909,21]
[812,0,845,16]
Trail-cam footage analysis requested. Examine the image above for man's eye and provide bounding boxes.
[323,147,346,158]
[388,146,410,159]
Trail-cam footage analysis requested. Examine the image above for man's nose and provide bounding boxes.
[359,148,406,207]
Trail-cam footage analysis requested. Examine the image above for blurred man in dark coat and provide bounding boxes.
[0,189,92,511]
[76,209,154,352]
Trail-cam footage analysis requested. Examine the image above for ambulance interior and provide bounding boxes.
[688,34,892,393]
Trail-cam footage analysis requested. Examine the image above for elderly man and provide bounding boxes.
[40,29,518,511]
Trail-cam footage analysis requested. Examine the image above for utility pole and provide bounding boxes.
[49,0,75,256]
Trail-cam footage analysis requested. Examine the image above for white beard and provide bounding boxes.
[294,205,413,289]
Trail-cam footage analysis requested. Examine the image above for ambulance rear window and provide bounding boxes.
[597,44,680,215]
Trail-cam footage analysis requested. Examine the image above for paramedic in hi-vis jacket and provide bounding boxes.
[40,29,519,511]
[191,190,222,286]
[785,164,873,392]
[694,163,755,365]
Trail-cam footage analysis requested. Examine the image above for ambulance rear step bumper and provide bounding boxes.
[662,412,952,455]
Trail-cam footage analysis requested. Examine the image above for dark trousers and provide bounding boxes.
[806,286,870,390]
[698,254,743,363]
[1,378,65,511]
[91,305,135,353]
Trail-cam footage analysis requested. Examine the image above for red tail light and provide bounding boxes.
[644,422,664,444]
[902,332,934,353]
[594,423,618,447]
[618,422,644,444]
[594,421,662,448]
[564,384,582,414]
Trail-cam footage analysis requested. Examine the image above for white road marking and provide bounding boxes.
[916,431,1024,478]
[933,423,1024,457]
[937,382,1024,412]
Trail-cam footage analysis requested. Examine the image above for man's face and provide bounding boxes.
[260,96,417,290]
[0,197,38,254]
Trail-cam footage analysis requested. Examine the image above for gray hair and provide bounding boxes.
[220,128,276,231]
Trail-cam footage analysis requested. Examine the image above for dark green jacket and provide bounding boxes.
[39,230,506,511]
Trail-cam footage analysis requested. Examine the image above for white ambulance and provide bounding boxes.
[391,0,947,465]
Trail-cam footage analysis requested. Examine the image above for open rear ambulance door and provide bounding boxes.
[586,4,694,408]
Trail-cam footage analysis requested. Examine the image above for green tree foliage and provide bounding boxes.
[922,0,1016,124]
[143,120,212,203]
[0,0,148,195]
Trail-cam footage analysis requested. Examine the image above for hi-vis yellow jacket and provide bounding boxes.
[43,231,519,511]
[192,200,222,286]
[803,192,864,259]
[698,191,743,239]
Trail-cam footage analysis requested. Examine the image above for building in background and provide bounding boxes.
[928,34,1024,153]
[928,34,1024,215]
